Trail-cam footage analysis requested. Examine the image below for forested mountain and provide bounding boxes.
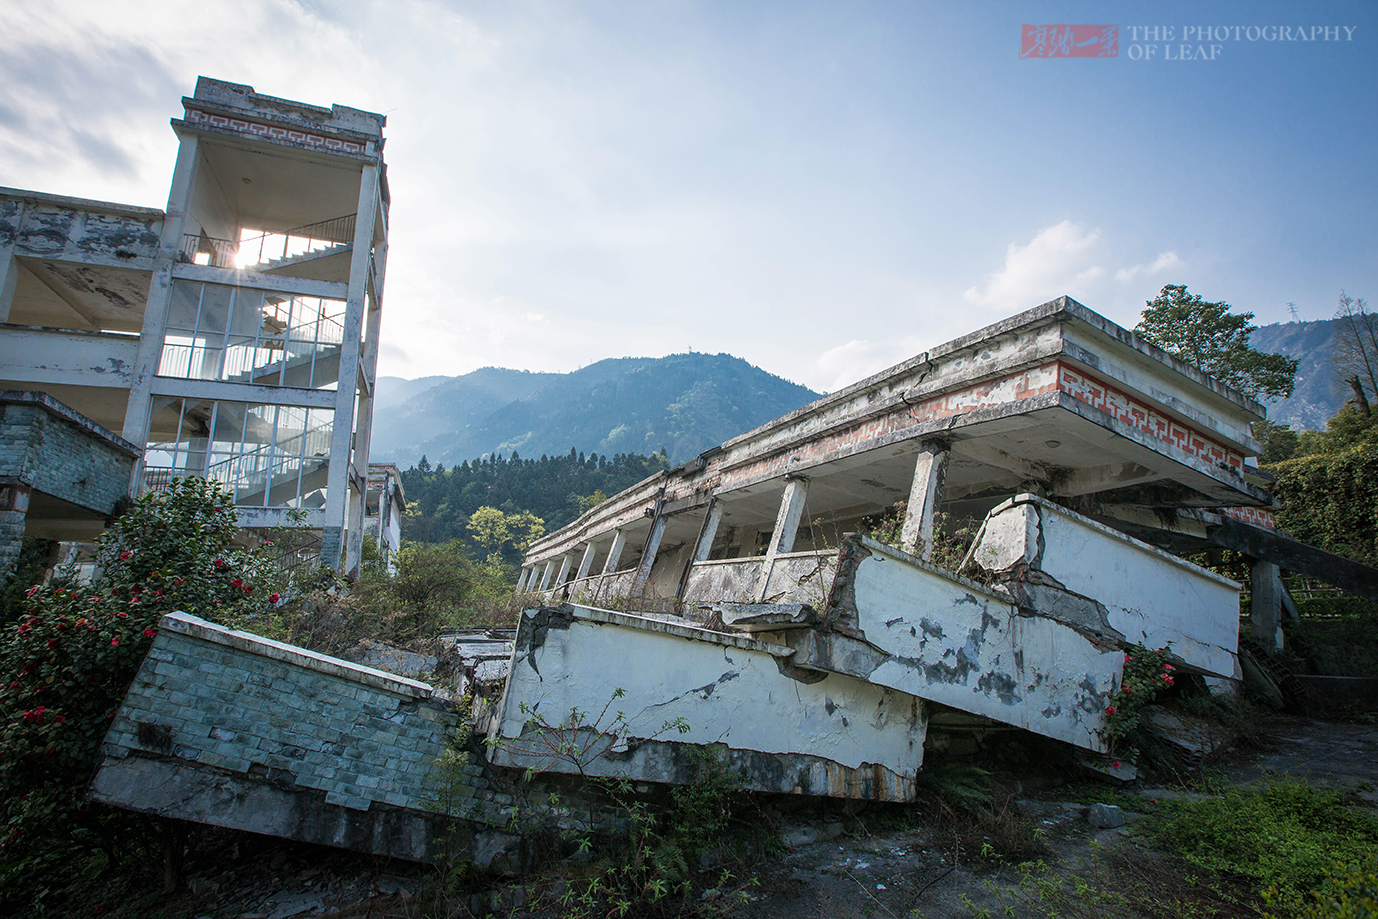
[400,449,670,551]
[371,353,821,466]
[1252,319,1344,431]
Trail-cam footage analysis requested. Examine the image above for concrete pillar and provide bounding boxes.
[756,477,809,601]
[1251,560,1285,652]
[602,529,627,575]
[515,567,531,592]
[0,199,25,323]
[693,501,724,563]
[538,560,555,591]
[122,135,201,450]
[900,442,949,562]
[630,516,667,597]
[318,526,343,571]
[0,483,30,584]
[555,554,573,588]
[575,542,598,581]
[323,164,381,570]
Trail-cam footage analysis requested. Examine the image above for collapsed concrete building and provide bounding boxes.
[90,297,1378,865]
[0,77,390,575]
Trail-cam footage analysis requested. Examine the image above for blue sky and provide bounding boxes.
[1,1,1373,391]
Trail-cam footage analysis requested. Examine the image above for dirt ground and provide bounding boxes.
[123,712,1377,919]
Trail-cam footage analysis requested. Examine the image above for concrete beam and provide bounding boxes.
[171,262,348,301]
[0,326,138,389]
[148,376,337,409]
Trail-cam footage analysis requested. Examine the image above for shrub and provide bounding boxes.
[0,478,282,913]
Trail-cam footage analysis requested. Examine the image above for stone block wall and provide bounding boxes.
[0,392,138,515]
[90,612,516,862]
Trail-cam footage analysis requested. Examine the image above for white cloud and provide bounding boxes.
[814,336,926,393]
[1115,251,1182,282]
[963,220,1105,311]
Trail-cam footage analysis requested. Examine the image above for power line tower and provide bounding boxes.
[1287,302,1300,323]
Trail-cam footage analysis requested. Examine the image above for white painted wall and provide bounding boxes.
[490,606,926,798]
[976,496,1240,678]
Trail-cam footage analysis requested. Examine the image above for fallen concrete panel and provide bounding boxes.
[798,536,1120,753]
[487,604,926,801]
[90,613,511,863]
[975,495,1240,678]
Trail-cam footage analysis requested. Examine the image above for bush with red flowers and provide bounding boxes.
[1098,643,1178,759]
[0,477,284,910]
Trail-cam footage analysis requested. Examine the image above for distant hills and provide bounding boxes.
[1252,319,1344,431]
[371,353,821,467]
[369,320,1347,469]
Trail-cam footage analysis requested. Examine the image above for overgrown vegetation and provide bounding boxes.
[1100,644,1176,760]
[400,449,671,554]
[0,478,285,916]
[1144,778,1378,917]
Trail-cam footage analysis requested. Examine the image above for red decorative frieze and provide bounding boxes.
[717,363,1062,489]
[1057,365,1245,472]
[1222,506,1276,529]
[185,109,367,155]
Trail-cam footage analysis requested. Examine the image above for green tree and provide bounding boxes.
[1334,292,1377,416]
[1135,284,1298,400]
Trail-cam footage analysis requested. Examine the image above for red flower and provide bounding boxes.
[1163,663,1173,671]
[1111,760,1122,769]
[110,638,120,647]
[230,578,243,589]
[46,639,58,649]
[55,714,65,725]
[1123,653,1132,663]
[1105,705,1117,715]
[25,586,38,598]
[119,551,132,561]
[214,558,228,571]
[142,628,157,638]
[115,612,128,619]
[268,593,280,604]
[1123,687,1132,695]
[1163,675,1175,686]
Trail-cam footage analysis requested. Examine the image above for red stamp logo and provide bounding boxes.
[1021,24,1119,58]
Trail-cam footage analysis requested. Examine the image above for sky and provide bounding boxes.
[1,1,1374,393]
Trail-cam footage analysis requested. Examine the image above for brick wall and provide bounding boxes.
[90,613,520,862]
[0,393,137,515]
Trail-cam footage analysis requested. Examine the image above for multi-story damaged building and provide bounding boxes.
[498,298,1377,798]
[0,77,389,574]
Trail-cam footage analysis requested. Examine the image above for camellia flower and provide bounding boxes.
[110,638,120,647]
[230,578,243,589]
[1105,705,1117,715]
[25,586,39,598]
[268,593,280,604]
[142,628,157,638]
[1163,663,1173,671]
[115,612,128,619]
[1111,760,1122,769]
[214,558,228,571]
[1123,653,1132,663]
[119,551,132,561]
[1163,675,1174,686]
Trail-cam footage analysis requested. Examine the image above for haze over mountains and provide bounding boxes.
[370,321,1346,469]
[371,353,820,467]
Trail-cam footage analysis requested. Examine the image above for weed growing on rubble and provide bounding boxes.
[476,690,761,917]
[1099,644,1176,760]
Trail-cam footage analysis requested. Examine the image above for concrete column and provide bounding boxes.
[693,501,724,563]
[900,442,949,562]
[756,477,809,601]
[515,567,531,592]
[630,516,667,597]
[122,135,201,450]
[538,560,555,591]
[575,542,598,581]
[1251,560,1285,652]
[0,199,26,323]
[323,164,380,570]
[555,554,573,588]
[602,529,627,575]
[0,483,31,583]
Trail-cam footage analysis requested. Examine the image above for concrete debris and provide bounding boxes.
[1086,803,1126,829]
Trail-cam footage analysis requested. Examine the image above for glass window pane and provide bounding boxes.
[167,281,202,328]
[197,284,233,334]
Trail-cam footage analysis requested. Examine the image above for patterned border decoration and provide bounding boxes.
[185,109,367,156]
[1058,365,1245,473]
[1222,506,1277,530]
[718,364,1063,489]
